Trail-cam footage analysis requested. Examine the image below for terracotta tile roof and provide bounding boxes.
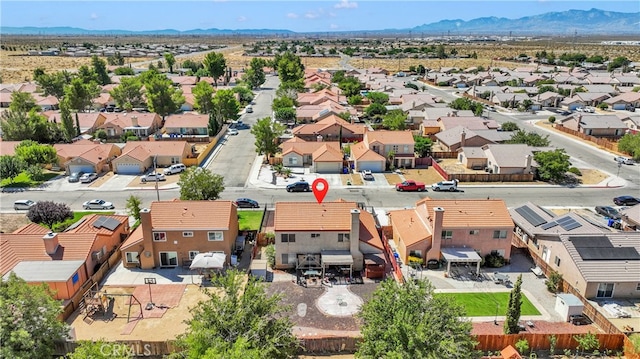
[65,214,128,235]
[365,130,414,146]
[350,142,385,161]
[313,144,343,162]
[33,94,59,106]
[121,226,144,250]
[119,145,152,161]
[54,143,116,163]
[150,200,234,230]
[416,198,513,228]
[275,201,357,232]
[359,210,384,250]
[93,92,113,106]
[388,209,432,246]
[164,113,208,128]
[0,140,20,156]
[48,112,105,130]
[120,141,189,160]
[77,144,119,164]
[280,141,339,156]
[102,112,159,128]
[12,223,49,235]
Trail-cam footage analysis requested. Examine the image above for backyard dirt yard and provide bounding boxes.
[0,213,31,233]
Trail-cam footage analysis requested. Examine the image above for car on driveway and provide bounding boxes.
[594,206,621,219]
[361,170,374,181]
[163,163,186,175]
[83,199,114,210]
[14,199,36,210]
[613,196,640,206]
[80,172,98,183]
[614,156,634,165]
[235,198,260,208]
[286,181,311,192]
[141,172,166,183]
[68,172,84,183]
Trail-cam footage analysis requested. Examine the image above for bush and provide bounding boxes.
[597,103,608,110]
[546,271,563,293]
[265,244,275,268]
[26,164,44,181]
[408,256,423,265]
[568,167,582,176]
[484,253,505,268]
[548,116,556,123]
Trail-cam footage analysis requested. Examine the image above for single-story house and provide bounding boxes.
[112,141,192,174]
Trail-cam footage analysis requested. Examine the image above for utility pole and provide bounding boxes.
[154,155,160,202]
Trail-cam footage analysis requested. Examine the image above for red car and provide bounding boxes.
[395,180,426,192]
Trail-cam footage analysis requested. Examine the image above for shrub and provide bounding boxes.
[94,129,107,141]
[26,164,44,181]
[597,103,608,110]
[484,253,505,268]
[568,167,582,176]
[408,256,423,265]
[515,339,529,355]
[548,116,556,123]
[265,244,275,268]
[546,271,563,293]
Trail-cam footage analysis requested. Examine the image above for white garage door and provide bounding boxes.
[358,161,384,173]
[69,165,94,174]
[315,162,341,174]
[116,163,142,174]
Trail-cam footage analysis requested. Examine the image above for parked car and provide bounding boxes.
[79,172,98,183]
[68,171,85,183]
[246,105,253,113]
[613,196,640,206]
[568,314,592,326]
[141,172,166,183]
[163,163,186,175]
[395,180,426,192]
[286,181,311,192]
[362,170,374,181]
[614,156,634,165]
[235,198,260,208]
[431,179,459,192]
[228,128,239,136]
[82,199,114,210]
[14,199,36,210]
[594,206,621,219]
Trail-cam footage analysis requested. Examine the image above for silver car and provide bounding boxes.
[141,172,166,183]
[82,199,114,210]
[14,199,36,210]
[80,172,98,183]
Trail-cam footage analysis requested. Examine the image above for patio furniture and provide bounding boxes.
[530,266,544,277]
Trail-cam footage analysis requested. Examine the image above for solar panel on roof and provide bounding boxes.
[575,247,640,261]
[570,236,613,248]
[541,221,559,230]
[515,206,547,227]
[93,217,106,228]
[557,217,573,224]
[561,221,582,231]
[102,218,121,231]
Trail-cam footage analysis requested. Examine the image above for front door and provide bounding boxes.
[159,251,178,267]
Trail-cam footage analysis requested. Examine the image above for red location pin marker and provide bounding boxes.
[312,178,329,204]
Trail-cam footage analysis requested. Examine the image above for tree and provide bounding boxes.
[449,97,483,116]
[110,76,145,111]
[534,149,571,183]
[242,57,267,89]
[331,70,346,84]
[212,89,240,123]
[233,85,254,106]
[357,278,477,358]
[0,109,51,142]
[617,132,640,160]
[164,52,176,74]
[338,76,362,97]
[414,135,432,157]
[504,274,523,334]
[34,69,70,100]
[607,56,630,72]
[0,155,26,183]
[365,102,387,117]
[250,117,285,161]
[26,201,73,229]
[143,74,184,119]
[192,81,215,114]
[507,130,550,147]
[64,77,100,112]
[0,273,69,359]
[173,269,297,359]
[573,332,599,356]
[91,55,111,85]
[113,67,135,76]
[125,195,143,222]
[67,340,131,359]
[366,91,389,105]
[9,92,39,112]
[501,121,519,131]
[178,167,225,201]
[271,96,295,112]
[274,107,296,123]
[60,99,75,141]
[15,140,57,166]
[107,51,125,66]
[275,51,305,89]
[77,64,99,85]
[203,52,227,87]
[382,109,407,130]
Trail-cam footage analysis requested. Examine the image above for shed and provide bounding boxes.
[555,293,584,321]
[250,259,268,281]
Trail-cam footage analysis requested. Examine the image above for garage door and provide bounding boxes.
[315,162,341,174]
[612,103,627,110]
[68,165,94,174]
[358,161,384,173]
[116,163,142,174]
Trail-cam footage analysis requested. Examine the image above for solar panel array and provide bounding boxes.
[539,216,582,231]
[541,221,559,230]
[570,236,640,261]
[515,206,547,227]
[92,216,121,231]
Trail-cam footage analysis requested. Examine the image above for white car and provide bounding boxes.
[83,199,114,210]
[163,163,186,175]
[431,179,459,192]
[14,199,36,210]
[141,172,166,183]
[362,170,374,181]
[79,172,98,183]
[614,156,634,165]
[228,128,239,136]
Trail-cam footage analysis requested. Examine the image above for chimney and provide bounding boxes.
[43,232,59,255]
[460,129,466,147]
[349,209,364,270]
[427,207,445,261]
[524,154,532,174]
[131,116,139,127]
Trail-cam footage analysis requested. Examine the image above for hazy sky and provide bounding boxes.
[1,1,637,32]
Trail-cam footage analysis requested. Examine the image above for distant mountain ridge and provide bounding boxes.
[2,8,638,36]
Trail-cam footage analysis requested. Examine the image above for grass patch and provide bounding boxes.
[435,292,540,317]
[0,172,60,188]
[238,210,263,231]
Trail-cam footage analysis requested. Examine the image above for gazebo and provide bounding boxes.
[440,247,482,276]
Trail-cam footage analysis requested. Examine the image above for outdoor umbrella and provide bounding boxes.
[189,252,226,270]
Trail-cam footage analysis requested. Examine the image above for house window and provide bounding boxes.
[281,234,296,243]
[596,283,614,298]
[372,145,380,153]
[441,230,453,239]
[338,233,350,242]
[392,145,399,152]
[554,256,561,267]
[404,145,409,153]
[188,251,199,260]
[311,233,320,238]
[469,230,479,235]
[288,157,298,165]
[208,231,223,241]
[493,230,507,239]
[72,272,79,284]
[171,157,180,164]
[153,232,167,242]
[409,250,422,258]
[126,252,140,263]
[636,283,640,291]
[281,253,290,264]
[183,231,194,237]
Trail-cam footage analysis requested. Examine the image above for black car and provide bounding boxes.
[568,314,592,326]
[235,198,259,208]
[613,196,640,206]
[286,181,311,192]
[68,171,85,183]
[595,206,621,219]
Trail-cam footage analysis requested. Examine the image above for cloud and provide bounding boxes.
[237,16,247,22]
[286,12,298,19]
[330,24,339,29]
[334,0,357,9]
[90,13,98,20]
[305,11,320,19]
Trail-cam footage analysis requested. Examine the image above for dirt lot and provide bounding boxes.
[0,213,31,233]
[401,168,445,185]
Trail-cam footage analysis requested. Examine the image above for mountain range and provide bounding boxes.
[2,8,638,36]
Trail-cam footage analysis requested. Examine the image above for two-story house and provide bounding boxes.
[350,129,415,172]
[120,200,238,269]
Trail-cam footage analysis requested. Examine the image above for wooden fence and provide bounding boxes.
[430,157,449,179]
[381,230,404,283]
[449,173,535,182]
[475,333,625,352]
[431,151,459,159]
[555,125,620,152]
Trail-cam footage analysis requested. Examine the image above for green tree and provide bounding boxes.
[173,269,298,359]
[365,102,387,117]
[9,92,39,112]
[338,76,361,97]
[607,56,630,72]
[250,117,285,161]
[243,57,267,89]
[414,135,432,157]
[164,52,176,73]
[178,167,225,200]
[64,77,100,112]
[449,97,484,116]
[107,51,125,66]
[34,69,70,100]
[15,140,57,166]
[534,149,571,183]
[331,70,346,84]
[357,278,477,358]
[0,155,26,183]
[617,132,640,160]
[67,340,131,359]
[574,332,599,356]
[382,109,407,130]
[0,109,51,142]
[113,67,135,76]
[274,107,296,123]
[192,81,215,114]
[125,194,143,222]
[0,273,69,359]
[60,99,75,141]
[143,74,184,119]
[504,274,523,334]
[272,96,295,111]
[233,85,255,105]
[501,122,519,131]
[27,201,73,229]
[275,51,305,90]
[77,64,99,85]
[110,76,145,111]
[203,52,227,87]
[91,55,111,85]
[366,91,389,105]
[212,89,240,123]
[507,130,550,147]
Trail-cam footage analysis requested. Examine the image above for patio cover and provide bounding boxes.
[440,247,482,275]
[321,250,353,266]
[190,252,226,270]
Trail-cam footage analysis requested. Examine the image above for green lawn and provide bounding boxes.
[0,172,60,188]
[238,210,264,231]
[435,292,540,317]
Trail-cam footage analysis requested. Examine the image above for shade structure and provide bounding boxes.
[190,252,226,270]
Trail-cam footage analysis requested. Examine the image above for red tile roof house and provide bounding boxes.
[97,112,162,139]
[111,141,192,174]
[279,139,343,173]
[0,140,21,156]
[291,115,364,142]
[388,199,514,274]
[53,141,122,174]
[273,201,385,277]
[349,129,415,172]
[120,200,238,269]
[47,112,107,136]
[0,214,130,301]
[163,113,209,137]
[295,102,348,124]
